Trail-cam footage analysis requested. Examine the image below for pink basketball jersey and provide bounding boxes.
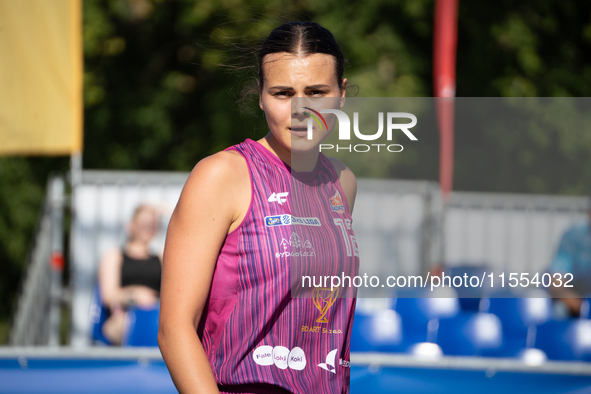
[199,139,358,394]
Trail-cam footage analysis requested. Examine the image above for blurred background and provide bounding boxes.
[1,0,591,392]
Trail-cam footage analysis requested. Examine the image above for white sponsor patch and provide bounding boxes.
[265,215,321,227]
[252,345,307,371]
[288,347,307,371]
[252,345,274,366]
[273,346,290,370]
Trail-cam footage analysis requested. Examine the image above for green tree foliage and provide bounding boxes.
[1,0,591,342]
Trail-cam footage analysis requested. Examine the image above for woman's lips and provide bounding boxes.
[289,125,308,137]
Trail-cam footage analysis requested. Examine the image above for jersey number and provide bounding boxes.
[333,218,359,257]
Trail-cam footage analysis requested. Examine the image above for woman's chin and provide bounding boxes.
[289,137,321,155]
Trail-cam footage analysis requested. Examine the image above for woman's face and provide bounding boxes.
[129,208,157,243]
[259,52,346,154]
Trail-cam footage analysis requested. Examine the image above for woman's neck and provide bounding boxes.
[258,133,320,172]
[125,240,151,259]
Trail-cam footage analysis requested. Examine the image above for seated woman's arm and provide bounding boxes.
[98,248,127,309]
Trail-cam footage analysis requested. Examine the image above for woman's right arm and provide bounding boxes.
[98,248,126,309]
[158,151,249,394]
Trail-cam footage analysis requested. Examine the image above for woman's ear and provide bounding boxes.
[258,82,264,111]
[340,78,347,108]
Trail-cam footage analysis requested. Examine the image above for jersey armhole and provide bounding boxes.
[225,148,254,237]
[324,154,354,217]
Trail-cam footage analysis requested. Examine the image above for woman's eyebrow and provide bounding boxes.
[268,85,294,91]
[305,84,331,89]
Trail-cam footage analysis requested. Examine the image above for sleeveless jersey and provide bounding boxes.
[199,139,359,394]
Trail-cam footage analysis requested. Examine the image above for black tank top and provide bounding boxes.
[120,252,162,292]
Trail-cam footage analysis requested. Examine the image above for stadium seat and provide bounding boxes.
[487,296,552,350]
[394,293,460,343]
[580,296,591,319]
[121,305,160,347]
[447,265,490,312]
[535,319,591,361]
[89,285,112,346]
[437,312,503,356]
[351,309,406,353]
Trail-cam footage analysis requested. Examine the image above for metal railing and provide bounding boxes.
[10,175,65,346]
[445,191,588,274]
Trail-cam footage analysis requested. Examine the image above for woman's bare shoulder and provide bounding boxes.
[100,247,123,266]
[172,149,250,229]
[182,150,247,194]
[190,150,245,180]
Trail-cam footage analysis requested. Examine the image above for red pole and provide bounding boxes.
[433,0,459,201]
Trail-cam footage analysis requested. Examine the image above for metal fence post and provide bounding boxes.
[48,176,65,346]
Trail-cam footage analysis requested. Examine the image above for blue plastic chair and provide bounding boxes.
[535,319,591,361]
[122,305,160,347]
[437,312,503,356]
[351,309,405,352]
[487,297,552,350]
[89,285,112,346]
[395,294,460,343]
[580,296,591,319]
[447,265,490,312]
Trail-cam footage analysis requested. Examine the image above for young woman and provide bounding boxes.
[158,22,358,393]
[98,204,162,345]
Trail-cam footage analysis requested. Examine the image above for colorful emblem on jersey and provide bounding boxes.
[329,190,345,214]
[265,214,291,227]
[265,215,322,227]
[312,287,339,323]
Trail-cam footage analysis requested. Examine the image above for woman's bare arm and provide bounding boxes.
[98,248,126,308]
[158,151,249,394]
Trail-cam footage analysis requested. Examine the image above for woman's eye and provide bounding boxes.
[309,90,327,96]
[273,91,291,97]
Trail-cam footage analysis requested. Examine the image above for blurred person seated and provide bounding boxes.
[548,196,591,318]
[98,204,162,345]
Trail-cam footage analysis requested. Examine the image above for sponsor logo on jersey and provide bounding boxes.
[276,232,316,258]
[265,214,291,227]
[339,358,351,368]
[253,345,306,371]
[268,192,289,205]
[300,263,352,335]
[300,287,343,334]
[301,326,343,334]
[318,349,338,374]
[292,216,321,226]
[265,215,321,227]
[312,287,339,323]
[329,190,345,214]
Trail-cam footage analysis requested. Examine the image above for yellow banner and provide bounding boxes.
[0,0,82,156]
